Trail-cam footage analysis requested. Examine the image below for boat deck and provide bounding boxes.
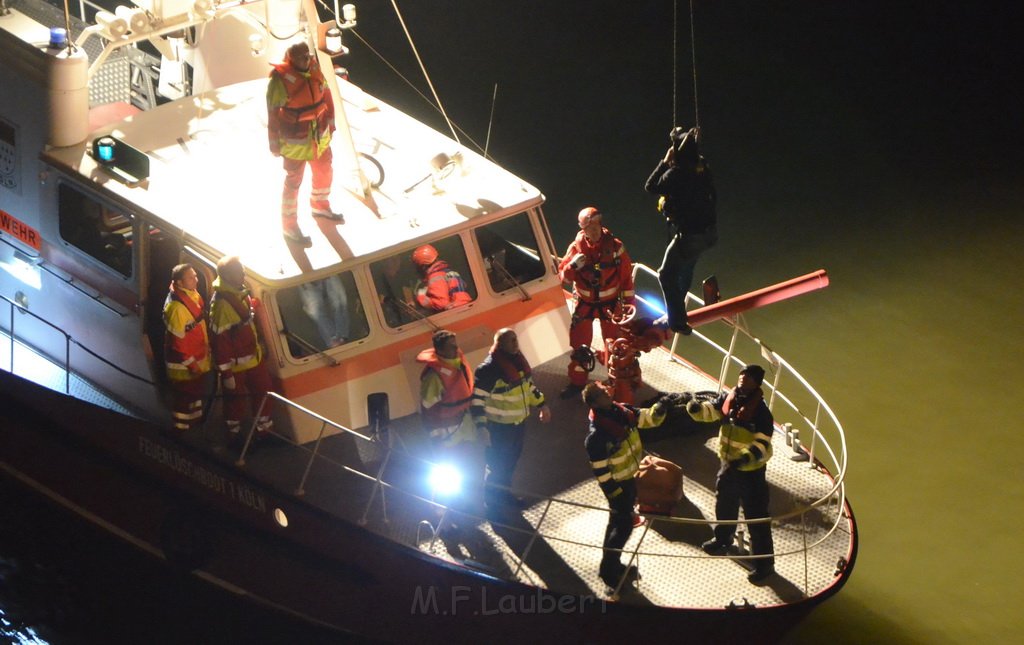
[1,327,852,611]
[186,347,850,610]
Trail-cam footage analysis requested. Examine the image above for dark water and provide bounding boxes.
[3,1,1022,643]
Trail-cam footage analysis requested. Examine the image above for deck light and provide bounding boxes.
[428,463,462,497]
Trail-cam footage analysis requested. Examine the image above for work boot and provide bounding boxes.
[283,228,313,248]
[312,210,345,223]
[701,538,729,556]
[599,564,639,590]
[747,563,776,584]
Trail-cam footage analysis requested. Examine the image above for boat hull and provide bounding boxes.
[0,368,845,643]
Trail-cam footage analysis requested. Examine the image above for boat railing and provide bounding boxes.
[241,289,852,601]
[0,291,154,395]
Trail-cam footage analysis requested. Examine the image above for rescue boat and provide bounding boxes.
[0,0,856,641]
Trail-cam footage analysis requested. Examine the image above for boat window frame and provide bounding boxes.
[367,233,479,331]
[470,208,551,297]
[271,267,373,362]
[55,179,137,281]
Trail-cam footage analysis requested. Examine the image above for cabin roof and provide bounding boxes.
[44,77,543,283]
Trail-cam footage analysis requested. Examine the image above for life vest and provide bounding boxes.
[470,350,544,426]
[416,261,472,310]
[163,286,210,381]
[559,230,634,303]
[417,348,474,430]
[209,279,262,373]
[267,60,333,157]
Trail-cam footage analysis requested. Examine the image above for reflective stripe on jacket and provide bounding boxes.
[558,229,634,304]
[585,403,665,499]
[209,278,263,373]
[415,261,472,310]
[163,287,210,381]
[267,60,334,160]
[471,353,545,427]
[687,393,774,471]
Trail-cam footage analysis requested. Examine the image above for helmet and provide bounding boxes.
[411,244,439,267]
[577,207,601,228]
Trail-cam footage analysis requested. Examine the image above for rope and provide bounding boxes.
[689,0,700,131]
[672,0,678,126]
[390,0,461,146]
[347,29,484,154]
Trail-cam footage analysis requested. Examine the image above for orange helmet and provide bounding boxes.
[578,206,601,228]
[411,244,439,267]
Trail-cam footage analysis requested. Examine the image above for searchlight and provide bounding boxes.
[427,463,462,497]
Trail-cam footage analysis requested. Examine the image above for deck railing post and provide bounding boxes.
[512,498,554,578]
[295,419,329,496]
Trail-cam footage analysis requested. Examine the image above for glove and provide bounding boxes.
[686,399,702,415]
[569,253,587,270]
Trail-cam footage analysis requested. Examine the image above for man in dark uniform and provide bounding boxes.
[644,127,718,333]
[583,382,667,590]
[687,364,776,583]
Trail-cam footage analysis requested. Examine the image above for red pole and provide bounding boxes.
[686,269,829,329]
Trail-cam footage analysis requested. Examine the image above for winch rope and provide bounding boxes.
[689,0,701,132]
[346,28,484,154]
[390,0,461,146]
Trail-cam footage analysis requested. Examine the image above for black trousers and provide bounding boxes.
[601,479,637,573]
[484,420,525,492]
[714,463,774,567]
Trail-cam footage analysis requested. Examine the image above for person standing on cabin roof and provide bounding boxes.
[583,381,667,590]
[411,244,472,312]
[267,41,344,249]
[163,264,212,432]
[209,256,275,447]
[644,127,718,334]
[471,328,550,510]
[686,364,776,584]
[557,207,635,400]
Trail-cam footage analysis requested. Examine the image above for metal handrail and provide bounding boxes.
[0,270,849,599]
[0,293,155,391]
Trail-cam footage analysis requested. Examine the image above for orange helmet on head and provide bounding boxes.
[412,244,439,267]
[578,207,601,228]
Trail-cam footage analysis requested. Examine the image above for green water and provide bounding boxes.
[351,2,1023,641]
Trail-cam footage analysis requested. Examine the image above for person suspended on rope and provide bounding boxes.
[644,126,718,335]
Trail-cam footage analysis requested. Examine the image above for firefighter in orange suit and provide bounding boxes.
[411,244,473,312]
[209,256,274,445]
[163,263,212,432]
[267,41,344,249]
[557,207,635,399]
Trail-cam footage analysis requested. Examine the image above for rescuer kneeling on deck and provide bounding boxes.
[687,364,776,584]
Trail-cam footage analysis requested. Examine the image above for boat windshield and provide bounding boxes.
[369,234,478,327]
[276,271,368,357]
[473,211,546,292]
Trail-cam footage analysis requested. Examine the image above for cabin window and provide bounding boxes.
[277,271,369,357]
[473,212,546,292]
[369,235,477,328]
[57,183,133,277]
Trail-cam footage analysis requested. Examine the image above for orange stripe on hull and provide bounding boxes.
[278,286,567,399]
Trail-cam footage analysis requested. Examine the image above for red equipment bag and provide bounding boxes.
[635,455,683,515]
